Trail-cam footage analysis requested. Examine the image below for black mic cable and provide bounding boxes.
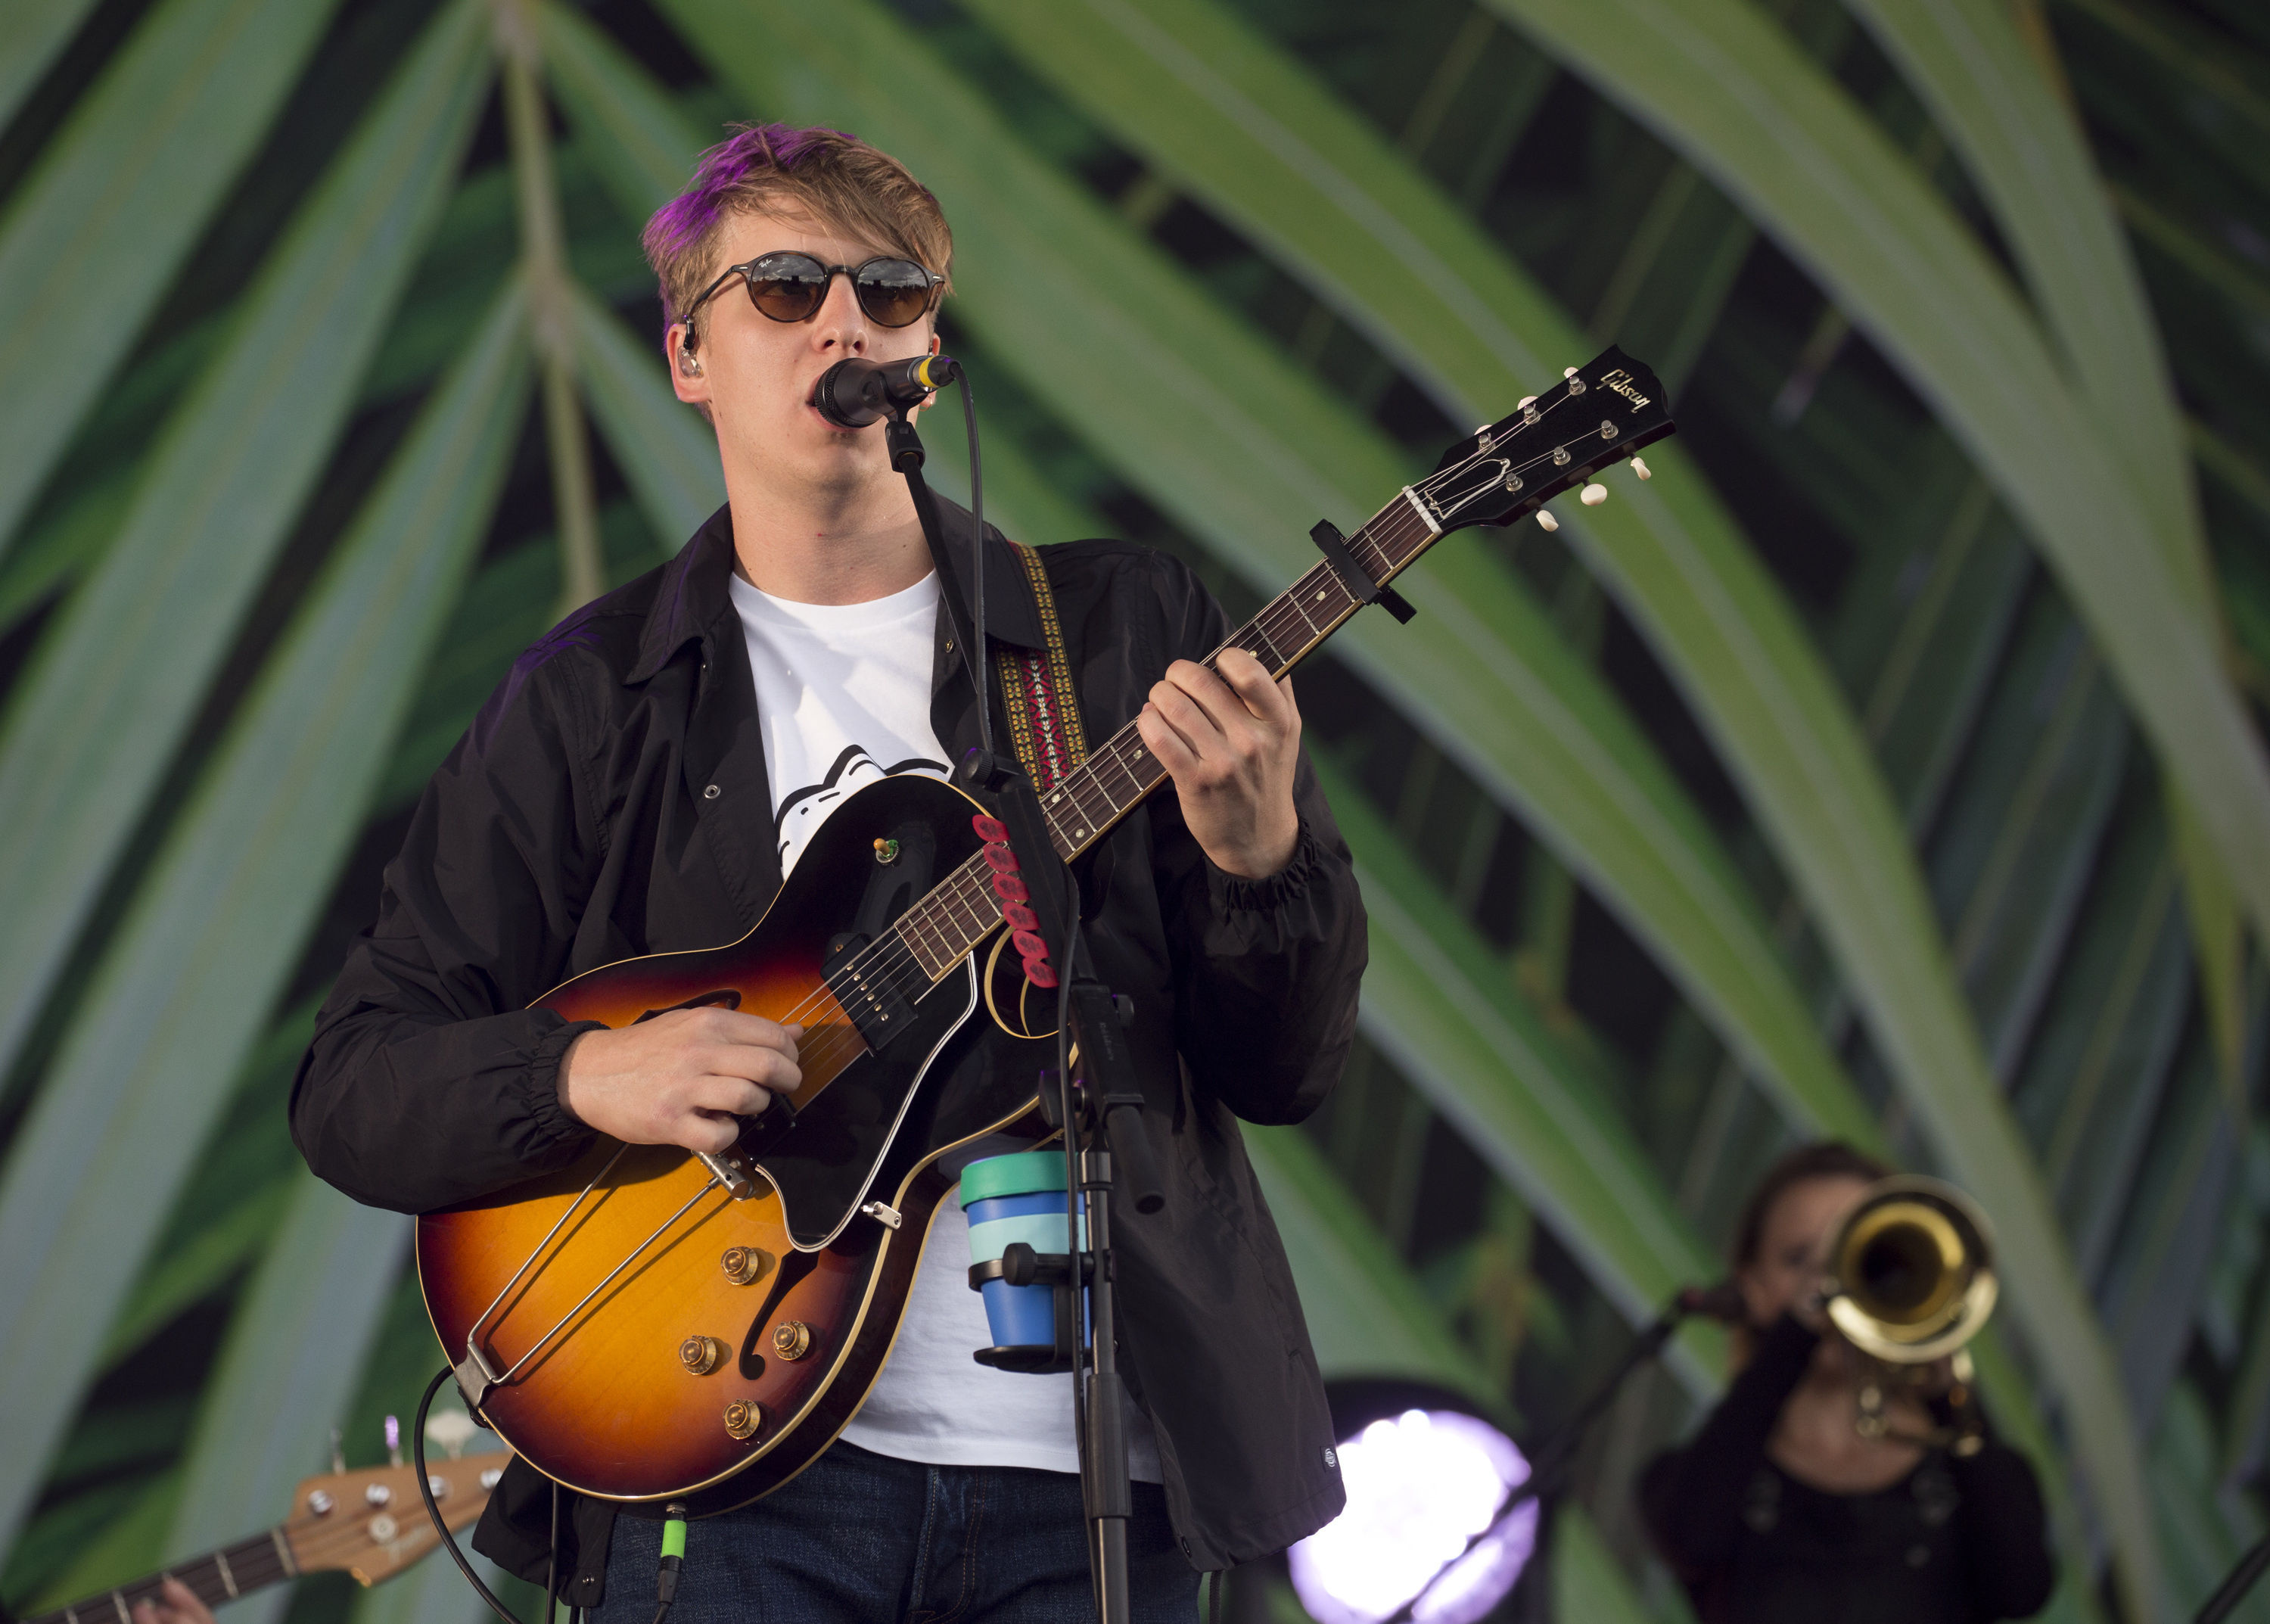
[815,353,997,765]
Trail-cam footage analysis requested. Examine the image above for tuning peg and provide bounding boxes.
[329,1426,344,1476]
[1581,484,1607,506]
[425,1408,477,1462]
[1535,509,1560,532]
[385,1414,403,1468]
[1563,367,1578,378]
[1516,395,1537,409]
[1629,456,1652,481]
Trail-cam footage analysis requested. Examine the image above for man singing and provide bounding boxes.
[292,123,1366,1621]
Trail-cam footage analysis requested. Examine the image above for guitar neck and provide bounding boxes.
[23,1529,297,1624]
[886,490,1441,983]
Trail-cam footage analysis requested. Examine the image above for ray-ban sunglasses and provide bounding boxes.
[680,252,945,347]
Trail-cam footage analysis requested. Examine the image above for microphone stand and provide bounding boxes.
[882,395,1164,1624]
[2198,1533,2270,1624]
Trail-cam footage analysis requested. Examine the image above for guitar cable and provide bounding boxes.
[416,1367,693,1624]
[415,1367,532,1624]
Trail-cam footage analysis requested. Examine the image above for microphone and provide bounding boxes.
[810,354,960,428]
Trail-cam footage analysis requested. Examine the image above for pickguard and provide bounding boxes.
[748,960,979,1249]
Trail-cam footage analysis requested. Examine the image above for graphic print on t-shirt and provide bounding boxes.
[772,743,948,865]
[729,571,950,876]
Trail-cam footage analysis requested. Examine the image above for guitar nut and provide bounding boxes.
[679,1335,725,1376]
[772,1321,813,1361]
[723,1399,762,1441]
[720,1246,770,1285]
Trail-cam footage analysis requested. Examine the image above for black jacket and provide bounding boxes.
[1639,1316,2054,1623]
[291,503,1364,1585]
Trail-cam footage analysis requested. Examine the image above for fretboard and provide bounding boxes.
[27,1529,297,1624]
[881,492,1440,986]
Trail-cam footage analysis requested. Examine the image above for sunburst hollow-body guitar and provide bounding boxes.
[416,347,1676,1508]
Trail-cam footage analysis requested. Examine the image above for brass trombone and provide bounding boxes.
[1819,1176,1998,1450]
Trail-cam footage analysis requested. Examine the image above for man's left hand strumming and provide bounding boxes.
[1138,646,1301,879]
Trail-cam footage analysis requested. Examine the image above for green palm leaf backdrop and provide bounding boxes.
[0,0,2264,1618]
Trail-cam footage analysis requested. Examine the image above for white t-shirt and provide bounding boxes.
[729,570,1159,1479]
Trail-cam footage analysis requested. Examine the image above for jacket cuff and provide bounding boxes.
[525,1018,606,1153]
[1207,817,1324,915]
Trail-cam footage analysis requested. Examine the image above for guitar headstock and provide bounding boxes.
[282,1450,507,1586]
[1412,347,1675,534]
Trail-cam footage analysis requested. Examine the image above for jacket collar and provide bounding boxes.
[626,496,1045,686]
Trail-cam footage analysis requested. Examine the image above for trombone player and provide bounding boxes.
[1640,1143,2055,1623]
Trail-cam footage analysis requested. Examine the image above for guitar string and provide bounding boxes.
[761,397,1606,1051]
[616,383,1622,1159]
[459,383,1637,1386]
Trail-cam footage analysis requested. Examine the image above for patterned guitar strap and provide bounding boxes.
[992,541,1089,791]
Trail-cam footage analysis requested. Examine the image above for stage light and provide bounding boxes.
[1288,1406,1535,1624]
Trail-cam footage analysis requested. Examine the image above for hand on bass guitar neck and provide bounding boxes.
[16,1448,502,1624]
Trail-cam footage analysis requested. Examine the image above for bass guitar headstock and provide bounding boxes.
[1411,347,1675,534]
[283,1449,505,1586]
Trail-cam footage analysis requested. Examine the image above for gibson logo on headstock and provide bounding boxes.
[1600,369,1653,412]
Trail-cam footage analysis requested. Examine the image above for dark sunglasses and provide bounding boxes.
[682,252,945,341]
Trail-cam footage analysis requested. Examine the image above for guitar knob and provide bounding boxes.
[679,1335,726,1376]
[723,1399,763,1441]
[772,1321,813,1361]
[720,1246,770,1286]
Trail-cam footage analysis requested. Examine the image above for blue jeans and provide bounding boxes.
[595,1442,1199,1623]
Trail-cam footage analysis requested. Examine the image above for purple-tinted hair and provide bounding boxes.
[642,123,953,334]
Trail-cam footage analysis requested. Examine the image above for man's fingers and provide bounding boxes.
[1146,672,1223,747]
[1162,659,1251,729]
[689,1074,775,1119]
[1210,649,1293,724]
[696,1008,804,1053]
[693,1041,802,1091]
[1136,704,1202,778]
[681,1111,742,1155]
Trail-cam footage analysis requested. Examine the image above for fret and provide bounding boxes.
[212,1549,240,1601]
[1059,772,1113,841]
[269,1527,297,1579]
[1226,621,1283,673]
[1275,575,1326,643]
[838,459,1503,1007]
[181,1554,232,1610]
[905,898,951,975]
[891,915,941,982]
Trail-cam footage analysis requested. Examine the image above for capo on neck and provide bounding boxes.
[1311,520,1416,624]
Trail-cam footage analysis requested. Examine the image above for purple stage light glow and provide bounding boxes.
[1289,1408,1535,1624]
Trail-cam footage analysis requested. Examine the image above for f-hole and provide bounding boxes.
[633,989,742,1024]
[738,1249,819,1379]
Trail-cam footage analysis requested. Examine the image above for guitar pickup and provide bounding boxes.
[826,931,917,1050]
